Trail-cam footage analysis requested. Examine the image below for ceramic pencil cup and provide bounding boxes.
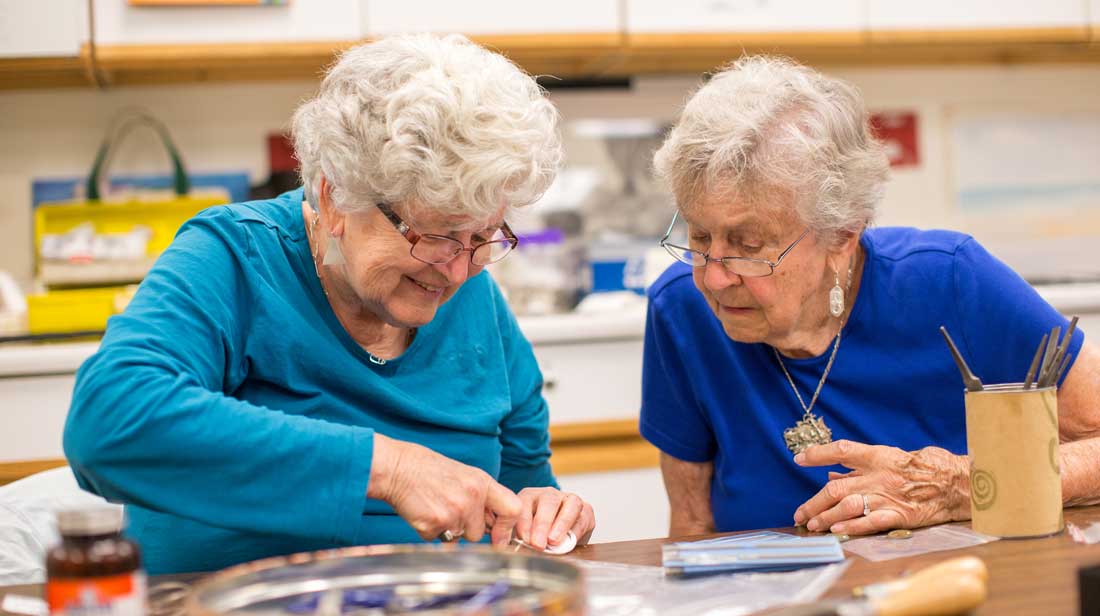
[965,383,1063,538]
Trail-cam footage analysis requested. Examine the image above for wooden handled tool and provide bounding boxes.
[871,557,988,616]
[766,556,989,616]
[853,555,989,599]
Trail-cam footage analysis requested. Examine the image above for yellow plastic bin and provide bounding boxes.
[26,287,131,334]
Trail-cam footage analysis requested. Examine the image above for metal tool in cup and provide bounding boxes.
[939,327,982,392]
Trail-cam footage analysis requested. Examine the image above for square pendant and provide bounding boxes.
[784,414,833,455]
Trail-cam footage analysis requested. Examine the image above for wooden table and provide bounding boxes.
[5,506,1100,615]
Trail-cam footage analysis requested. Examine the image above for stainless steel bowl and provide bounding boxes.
[184,544,585,615]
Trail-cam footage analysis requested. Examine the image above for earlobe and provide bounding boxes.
[329,216,346,238]
[316,174,347,238]
[829,233,860,271]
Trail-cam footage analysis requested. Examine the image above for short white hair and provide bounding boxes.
[292,34,562,225]
[653,55,889,244]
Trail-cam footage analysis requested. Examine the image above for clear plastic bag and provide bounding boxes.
[574,558,849,616]
[840,525,998,562]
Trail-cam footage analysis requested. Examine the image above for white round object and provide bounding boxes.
[543,531,578,555]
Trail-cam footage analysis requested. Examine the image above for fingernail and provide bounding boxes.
[807,520,819,531]
[794,453,806,465]
[831,524,845,533]
[793,511,805,525]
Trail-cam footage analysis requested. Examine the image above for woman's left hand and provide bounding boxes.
[514,487,595,550]
[791,439,971,535]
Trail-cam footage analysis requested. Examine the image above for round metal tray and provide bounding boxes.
[184,544,585,615]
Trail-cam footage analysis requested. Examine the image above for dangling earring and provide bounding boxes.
[828,268,845,317]
[322,233,346,266]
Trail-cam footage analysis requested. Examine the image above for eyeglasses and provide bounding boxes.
[376,203,519,267]
[659,212,809,277]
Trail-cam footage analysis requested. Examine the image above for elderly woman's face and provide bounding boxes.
[338,205,499,328]
[683,191,833,344]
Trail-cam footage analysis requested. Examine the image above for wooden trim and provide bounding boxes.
[0,458,68,486]
[627,31,866,50]
[867,26,1091,45]
[128,0,284,5]
[0,421,654,485]
[549,418,638,442]
[4,27,1100,89]
[549,419,659,476]
[0,56,88,90]
[550,438,660,476]
[85,40,354,70]
[471,32,623,52]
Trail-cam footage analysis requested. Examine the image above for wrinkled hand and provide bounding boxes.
[791,439,971,535]
[368,434,521,545]
[513,487,595,550]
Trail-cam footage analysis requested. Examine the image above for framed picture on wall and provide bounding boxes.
[128,0,288,5]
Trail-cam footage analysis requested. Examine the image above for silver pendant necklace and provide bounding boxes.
[774,331,840,455]
[775,259,855,455]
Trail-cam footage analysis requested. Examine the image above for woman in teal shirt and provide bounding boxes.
[63,34,595,574]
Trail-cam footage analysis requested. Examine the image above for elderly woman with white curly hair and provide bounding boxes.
[63,34,595,574]
[641,55,1100,538]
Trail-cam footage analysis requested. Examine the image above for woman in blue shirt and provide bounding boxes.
[641,55,1100,538]
[63,34,594,573]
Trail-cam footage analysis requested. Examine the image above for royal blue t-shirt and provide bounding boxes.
[640,227,1084,532]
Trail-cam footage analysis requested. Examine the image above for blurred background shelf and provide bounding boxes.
[38,259,154,286]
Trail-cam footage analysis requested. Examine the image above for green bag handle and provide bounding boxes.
[85,112,190,201]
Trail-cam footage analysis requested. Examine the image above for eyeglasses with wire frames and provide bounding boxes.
[658,212,810,277]
[376,203,519,267]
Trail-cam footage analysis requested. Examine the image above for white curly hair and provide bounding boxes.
[292,34,562,227]
[653,55,889,245]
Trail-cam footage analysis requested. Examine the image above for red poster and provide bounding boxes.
[870,111,920,168]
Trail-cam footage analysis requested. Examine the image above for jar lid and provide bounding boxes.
[56,507,123,536]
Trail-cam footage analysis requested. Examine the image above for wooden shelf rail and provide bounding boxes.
[0,418,654,486]
[3,28,1100,90]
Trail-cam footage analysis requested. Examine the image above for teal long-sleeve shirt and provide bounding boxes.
[63,189,557,574]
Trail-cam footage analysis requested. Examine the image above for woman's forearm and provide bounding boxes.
[1061,438,1100,507]
[660,453,716,536]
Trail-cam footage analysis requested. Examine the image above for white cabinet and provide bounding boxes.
[0,0,86,58]
[0,374,73,462]
[559,467,669,542]
[91,0,361,45]
[534,338,643,425]
[867,0,1088,31]
[626,0,864,33]
[361,0,619,36]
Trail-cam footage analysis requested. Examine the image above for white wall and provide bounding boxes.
[4,63,1100,287]
[0,0,86,58]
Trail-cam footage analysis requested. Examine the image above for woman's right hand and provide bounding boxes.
[367,433,522,544]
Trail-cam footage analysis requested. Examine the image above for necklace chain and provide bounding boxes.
[774,330,841,417]
[306,210,327,294]
[305,209,413,364]
[773,259,855,419]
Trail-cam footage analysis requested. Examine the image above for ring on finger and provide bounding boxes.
[439,529,463,543]
[861,494,871,517]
